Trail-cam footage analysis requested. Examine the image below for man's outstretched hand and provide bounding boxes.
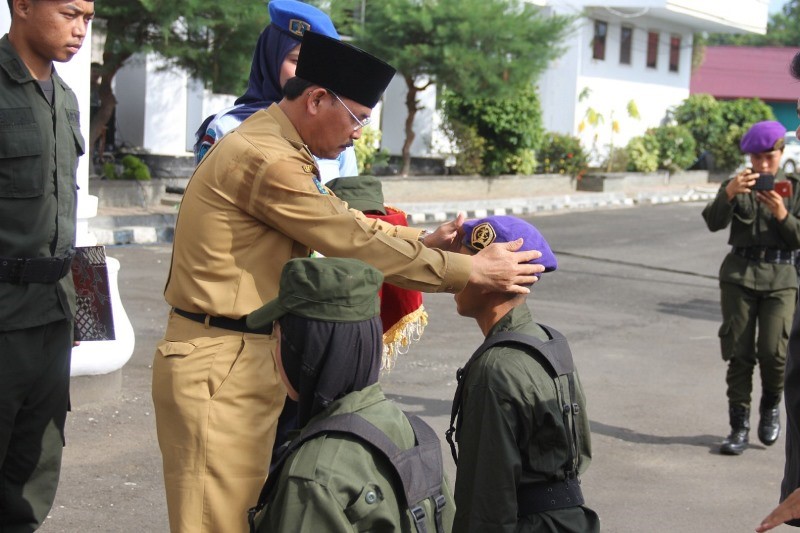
[468,238,544,294]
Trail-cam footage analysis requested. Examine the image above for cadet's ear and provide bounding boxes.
[12,0,32,19]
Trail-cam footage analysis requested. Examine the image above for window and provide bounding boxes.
[619,26,633,65]
[646,31,659,69]
[593,20,607,61]
[669,35,681,72]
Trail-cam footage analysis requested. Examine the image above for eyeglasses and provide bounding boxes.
[327,90,371,131]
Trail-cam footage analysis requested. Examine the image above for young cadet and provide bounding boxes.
[194,0,358,181]
[446,216,600,532]
[246,257,454,532]
[702,121,800,455]
[153,30,543,532]
[0,0,93,529]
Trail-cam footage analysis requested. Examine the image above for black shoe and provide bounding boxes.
[758,394,781,446]
[720,405,750,455]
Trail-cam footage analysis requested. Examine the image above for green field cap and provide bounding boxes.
[247,257,383,328]
[327,175,386,215]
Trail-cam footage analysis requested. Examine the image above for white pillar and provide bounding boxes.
[1,7,135,376]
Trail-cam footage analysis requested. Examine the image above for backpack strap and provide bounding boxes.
[445,325,576,468]
[249,412,447,533]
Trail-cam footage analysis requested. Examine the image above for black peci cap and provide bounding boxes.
[296,31,396,108]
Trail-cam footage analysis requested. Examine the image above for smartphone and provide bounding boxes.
[776,180,793,198]
[752,173,775,191]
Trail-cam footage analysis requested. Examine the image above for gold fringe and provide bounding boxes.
[381,306,428,371]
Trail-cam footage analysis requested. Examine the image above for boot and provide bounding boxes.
[758,393,781,446]
[720,405,750,455]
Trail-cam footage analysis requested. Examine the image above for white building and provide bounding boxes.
[533,0,770,162]
[110,1,769,165]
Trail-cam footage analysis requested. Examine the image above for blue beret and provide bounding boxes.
[740,121,787,154]
[268,0,339,41]
[461,216,557,273]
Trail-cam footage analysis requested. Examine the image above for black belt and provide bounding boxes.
[0,251,75,284]
[517,479,585,515]
[173,308,273,335]
[732,246,798,265]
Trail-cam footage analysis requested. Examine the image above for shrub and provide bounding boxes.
[120,155,151,181]
[670,94,724,153]
[102,161,118,180]
[354,126,389,174]
[650,124,697,172]
[439,119,485,176]
[442,86,544,176]
[670,94,774,171]
[625,135,659,172]
[537,132,589,176]
[602,146,630,172]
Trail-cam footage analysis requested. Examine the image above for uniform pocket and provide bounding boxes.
[718,321,733,362]
[0,118,44,198]
[343,483,385,524]
[156,340,197,358]
[66,107,85,157]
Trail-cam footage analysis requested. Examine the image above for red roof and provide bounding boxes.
[690,46,800,102]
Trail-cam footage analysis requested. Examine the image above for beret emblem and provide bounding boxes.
[470,222,496,250]
[289,19,311,37]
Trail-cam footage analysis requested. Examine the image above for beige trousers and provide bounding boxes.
[152,312,286,532]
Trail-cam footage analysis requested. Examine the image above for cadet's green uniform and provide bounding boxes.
[0,34,83,529]
[702,172,800,407]
[258,383,455,532]
[453,305,599,533]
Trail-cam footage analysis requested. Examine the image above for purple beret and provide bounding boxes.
[740,121,787,154]
[461,216,557,273]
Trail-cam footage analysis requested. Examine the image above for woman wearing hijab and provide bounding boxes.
[194,0,359,181]
[245,257,454,532]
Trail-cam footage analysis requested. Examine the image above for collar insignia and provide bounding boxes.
[302,164,315,173]
[289,19,311,37]
[470,222,496,250]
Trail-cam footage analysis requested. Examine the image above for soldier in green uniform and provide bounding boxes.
[446,216,600,533]
[702,120,800,456]
[246,257,455,532]
[0,0,93,529]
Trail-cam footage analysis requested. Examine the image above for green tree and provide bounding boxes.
[330,0,571,175]
[706,0,800,46]
[91,1,265,155]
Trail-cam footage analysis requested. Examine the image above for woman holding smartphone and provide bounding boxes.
[702,120,800,456]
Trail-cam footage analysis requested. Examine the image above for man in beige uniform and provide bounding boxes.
[152,31,544,533]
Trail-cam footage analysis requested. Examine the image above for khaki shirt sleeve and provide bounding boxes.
[247,159,471,293]
[351,208,423,240]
